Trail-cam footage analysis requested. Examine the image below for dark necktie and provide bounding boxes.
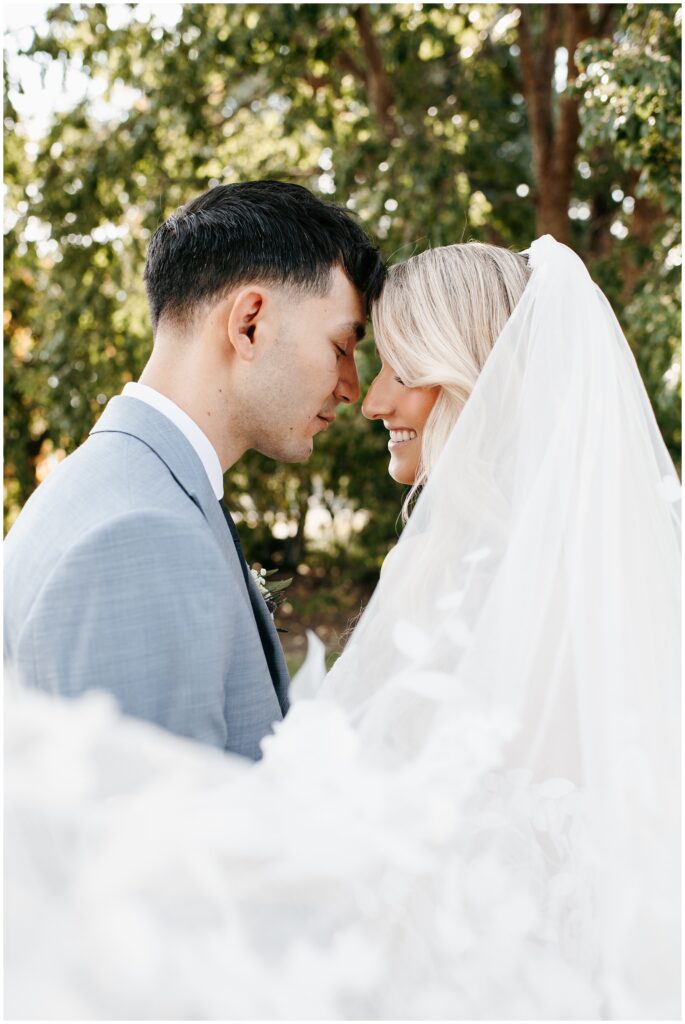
[219,500,288,715]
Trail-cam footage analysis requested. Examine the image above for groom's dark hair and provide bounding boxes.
[143,180,386,333]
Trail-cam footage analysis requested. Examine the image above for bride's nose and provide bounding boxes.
[362,373,392,420]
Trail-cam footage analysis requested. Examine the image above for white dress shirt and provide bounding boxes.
[122,381,224,499]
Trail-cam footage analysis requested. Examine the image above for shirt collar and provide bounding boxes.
[122,382,224,500]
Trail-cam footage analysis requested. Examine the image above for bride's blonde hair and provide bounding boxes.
[371,242,531,519]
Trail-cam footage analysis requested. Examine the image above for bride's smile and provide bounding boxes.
[362,361,439,485]
[386,426,417,447]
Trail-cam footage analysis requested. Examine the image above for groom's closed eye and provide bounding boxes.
[330,339,355,362]
[331,320,366,347]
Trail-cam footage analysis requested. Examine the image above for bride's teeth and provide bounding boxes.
[390,430,417,443]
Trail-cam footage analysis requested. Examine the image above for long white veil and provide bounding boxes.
[5,237,680,1019]
[316,234,681,1015]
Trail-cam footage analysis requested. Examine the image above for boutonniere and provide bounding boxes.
[250,566,293,631]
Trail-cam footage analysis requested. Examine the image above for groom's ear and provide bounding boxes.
[226,288,266,362]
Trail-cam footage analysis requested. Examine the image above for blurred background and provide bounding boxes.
[4,3,681,670]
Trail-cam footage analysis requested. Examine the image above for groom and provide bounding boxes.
[4,181,385,760]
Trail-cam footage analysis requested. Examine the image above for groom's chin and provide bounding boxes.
[258,438,314,464]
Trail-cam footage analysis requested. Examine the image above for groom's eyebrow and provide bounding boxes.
[332,321,366,345]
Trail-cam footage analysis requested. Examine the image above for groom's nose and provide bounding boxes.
[334,354,361,405]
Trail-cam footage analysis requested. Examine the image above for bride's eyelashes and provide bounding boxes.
[394,375,406,386]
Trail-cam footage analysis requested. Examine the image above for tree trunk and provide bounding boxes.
[518,5,611,242]
[351,6,398,142]
[620,183,664,305]
[283,470,312,569]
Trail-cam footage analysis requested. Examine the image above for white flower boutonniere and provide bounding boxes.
[250,566,293,631]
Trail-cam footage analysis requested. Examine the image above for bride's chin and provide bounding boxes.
[388,461,416,486]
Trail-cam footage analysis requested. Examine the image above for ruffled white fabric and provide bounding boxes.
[5,685,600,1019]
[5,237,680,1019]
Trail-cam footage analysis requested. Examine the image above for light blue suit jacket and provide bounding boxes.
[4,396,290,760]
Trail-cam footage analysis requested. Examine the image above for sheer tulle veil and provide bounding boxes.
[308,235,681,1016]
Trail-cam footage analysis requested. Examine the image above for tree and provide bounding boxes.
[4,2,680,550]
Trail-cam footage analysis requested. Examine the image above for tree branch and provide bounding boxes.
[551,4,587,179]
[619,168,664,302]
[595,5,616,39]
[352,5,398,141]
[336,50,366,83]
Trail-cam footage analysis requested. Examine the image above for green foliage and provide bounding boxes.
[575,4,681,461]
[577,4,681,210]
[4,2,681,553]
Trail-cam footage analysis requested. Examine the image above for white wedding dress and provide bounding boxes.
[5,237,680,1020]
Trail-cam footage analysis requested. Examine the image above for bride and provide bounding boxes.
[6,236,680,1020]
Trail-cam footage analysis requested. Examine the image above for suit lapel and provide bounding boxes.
[91,396,235,564]
[90,396,289,712]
